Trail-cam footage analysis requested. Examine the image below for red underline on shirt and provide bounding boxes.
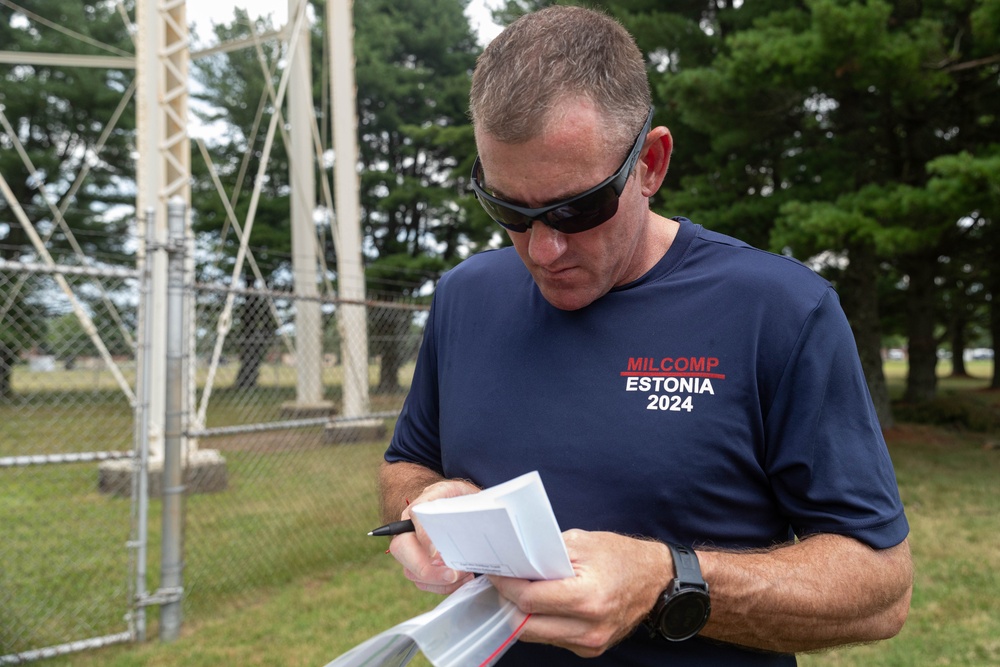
[620,372,727,379]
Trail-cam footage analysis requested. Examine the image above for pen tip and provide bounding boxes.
[366,531,374,536]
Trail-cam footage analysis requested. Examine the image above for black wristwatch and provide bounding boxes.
[646,543,711,641]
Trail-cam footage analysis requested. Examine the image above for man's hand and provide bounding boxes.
[387,477,481,595]
[488,530,912,657]
[488,530,672,658]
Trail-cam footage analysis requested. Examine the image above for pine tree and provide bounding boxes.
[190,0,483,391]
[0,0,136,399]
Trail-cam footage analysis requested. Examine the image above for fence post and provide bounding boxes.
[160,197,187,641]
[132,207,156,642]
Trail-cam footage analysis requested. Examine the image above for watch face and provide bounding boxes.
[659,589,711,641]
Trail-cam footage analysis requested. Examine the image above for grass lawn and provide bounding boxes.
[15,363,1000,666]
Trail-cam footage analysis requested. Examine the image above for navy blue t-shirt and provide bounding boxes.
[386,218,908,666]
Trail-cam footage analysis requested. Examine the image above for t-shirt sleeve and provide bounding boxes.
[764,287,909,549]
[383,292,445,475]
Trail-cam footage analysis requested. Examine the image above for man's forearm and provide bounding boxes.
[698,534,912,653]
[377,460,447,522]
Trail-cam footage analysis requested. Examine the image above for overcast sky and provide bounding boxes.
[186,0,502,47]
[183,1,501,140]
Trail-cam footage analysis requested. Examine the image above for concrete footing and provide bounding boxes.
[323,418,387,444]
[98,449,229,497]
[279,401,337,419]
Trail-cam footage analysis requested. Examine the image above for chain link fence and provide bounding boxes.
[1,259,139,662]
[181,282,423,618]
[1,234,428,661]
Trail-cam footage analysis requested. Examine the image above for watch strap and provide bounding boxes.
[642,542,711,640]
[667,543,707,590]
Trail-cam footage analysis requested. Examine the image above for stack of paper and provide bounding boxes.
[411,471,574,580]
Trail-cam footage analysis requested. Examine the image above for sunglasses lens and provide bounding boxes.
[471,106,651,235]
[471,158,622,234]
[476,195,532,232]
[543,186,620,233]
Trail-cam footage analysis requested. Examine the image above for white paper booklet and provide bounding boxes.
[410,471,574,580]
[322,576,527,667]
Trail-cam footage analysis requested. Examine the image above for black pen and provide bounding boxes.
[367,519,415,537]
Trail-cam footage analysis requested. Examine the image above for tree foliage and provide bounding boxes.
[190,0,483,390]
[352,0,483,391]
[3,0,998,412]
[486,0,999,419]
[0,0,135,261]
[0,0,135,399]
[586,0,1000,419]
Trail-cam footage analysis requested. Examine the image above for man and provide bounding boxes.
[379,6,912,665]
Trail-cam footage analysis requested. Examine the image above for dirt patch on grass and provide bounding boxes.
[204,428,327,453]
[883,423,999,452]
[883,423,953,445]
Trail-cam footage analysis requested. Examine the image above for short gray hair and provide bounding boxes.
[470,5,651,151]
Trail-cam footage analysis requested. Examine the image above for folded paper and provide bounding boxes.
[411,471,574,580]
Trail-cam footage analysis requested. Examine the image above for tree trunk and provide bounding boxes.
[377,344,405,394]
[902,256,938,403]
[373,305,411,394]
[0,345,13,401]
[950,313,968,377]
[839,242,894,428]
[989,225,1000,390]
[991,298,1000,390]
[235,291,277,390]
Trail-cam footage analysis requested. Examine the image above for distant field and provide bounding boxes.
[882,358,993,381]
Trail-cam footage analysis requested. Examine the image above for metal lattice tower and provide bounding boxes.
[1,0,372,455]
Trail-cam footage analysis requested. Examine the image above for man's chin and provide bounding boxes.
[537,283,601,311]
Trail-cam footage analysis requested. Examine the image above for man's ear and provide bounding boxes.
[639,127,672,197]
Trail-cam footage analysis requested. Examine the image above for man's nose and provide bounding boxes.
[527,222,568,266]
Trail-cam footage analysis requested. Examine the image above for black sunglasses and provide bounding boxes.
[470,106,655,234]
